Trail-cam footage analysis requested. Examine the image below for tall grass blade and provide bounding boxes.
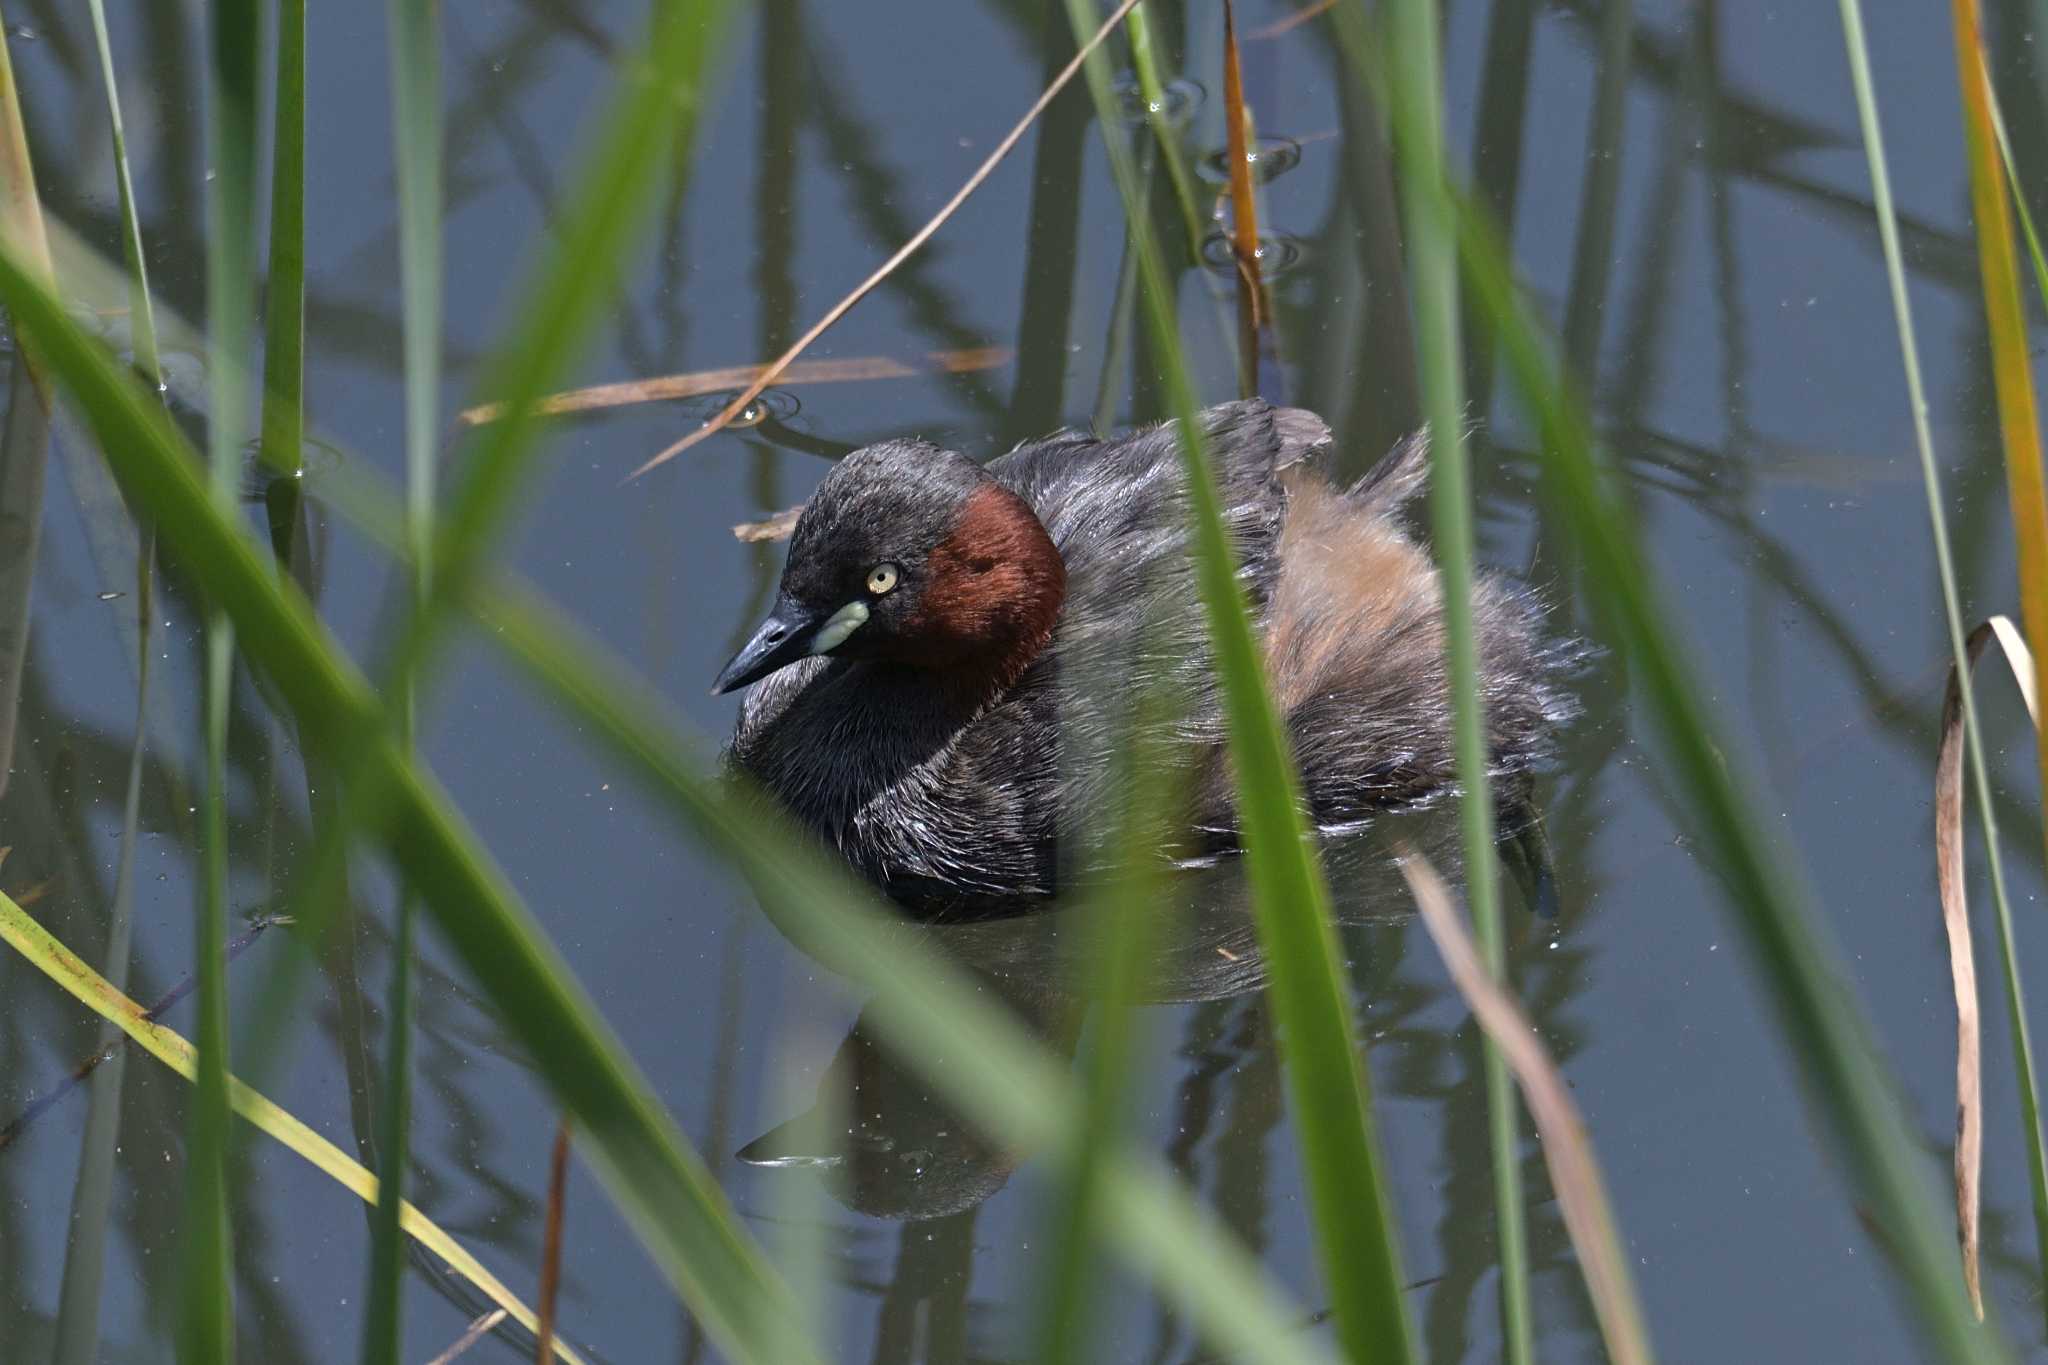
[52,550,149,1365]
[0,891,590,1365]
[0,244,816,1365]
[1957,13,2048,896]
[1451,196,2006,1362]
[1320,9,2004,1351]
[186,0,262,1349]
[41,8,156,1357]
[473,578,1341,1365]
[84,0,159,386]
[364,0,439,1355]
[1123,4,1205,258]
[1837,0,2048,1320]
[1401,850,1653,1365]
[14,267,1338,1363]
[237,0,737,1171]
[1063,4,1417,1356]
[1383,1,1532,1358]
[258,0,304,482]
[0,9,53,805]
[105,341,1351,1365]
[627,0,1145,478]
[1950,0,2048,907]
[1035,713,1168,1365]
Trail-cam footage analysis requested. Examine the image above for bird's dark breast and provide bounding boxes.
[728,657,1064,916]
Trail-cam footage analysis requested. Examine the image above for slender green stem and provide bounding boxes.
[0,225,825,1364]
[364,0,441,1357]
[1125,5,1204,258]
[55,8,162,1358]
[184,0,261,1354]
[0,9,53,810]
[85,0,160,386]
[1926,8,2048,1316]
[1384,2,1532,1359]
[229,0,735,1157]
[1065,2,1417,1359]
[1037,700,1167,1365]
[1454,196,2008,1364]
[258,0,304,481]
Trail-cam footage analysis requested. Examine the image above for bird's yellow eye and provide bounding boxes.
[866,562,900,595]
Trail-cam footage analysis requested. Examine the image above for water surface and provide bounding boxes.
[0,1,2044,1361]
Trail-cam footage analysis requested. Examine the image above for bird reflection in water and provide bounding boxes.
[739,801,1545,1224]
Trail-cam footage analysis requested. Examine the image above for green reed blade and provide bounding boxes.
[1035,690,1170,1365]
[229,0,738,1106]
[1452,194,2006,1365]
[1124,3,1204,259]
[206,0,734,1260]
[0,889,592,1363]
[362,0,441,1356]
[1312,12,2004,1357]
[54,11,162,1357]
[2,204,1346,1364]
[187,0,262,1354]
[1384,0,1532,1360]
[85,0,160,388]
[258,0,303,482]
[0,8,51,809]
[0,242,816,1365]
[1948,1,2048,904]
[1838,0,2048,1322]
[471,578,1339,1365]
[1064,2,1417,1359]
[51,544,150,1365]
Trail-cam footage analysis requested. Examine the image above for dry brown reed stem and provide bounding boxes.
[536,1119,572,1365]
[1935,614,2038,1318]
[1220,0,1265,336]
[734,504,804,542]
[1398,848,1654,1365]
[626,0,1148,480]
[424,1309,508,1365]
[459,348,1010,427]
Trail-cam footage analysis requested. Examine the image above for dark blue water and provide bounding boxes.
[1,1,2043,1361]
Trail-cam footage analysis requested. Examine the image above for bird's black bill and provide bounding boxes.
[712,594,824,694]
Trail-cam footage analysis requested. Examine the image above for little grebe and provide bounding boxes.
[715,400,1572,914]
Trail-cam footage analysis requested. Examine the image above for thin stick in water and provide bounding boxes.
[463,348,1009,427]
[1399,848,1654,1365]
[423,1309,507,1365]
[625,0,1146,479]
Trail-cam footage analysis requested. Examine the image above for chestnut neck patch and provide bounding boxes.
[901,482,1066,696]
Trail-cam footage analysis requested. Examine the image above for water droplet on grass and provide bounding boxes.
[1199,231,1306,276]
[1110,74,1203,126]
[1198,136,1303,184]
